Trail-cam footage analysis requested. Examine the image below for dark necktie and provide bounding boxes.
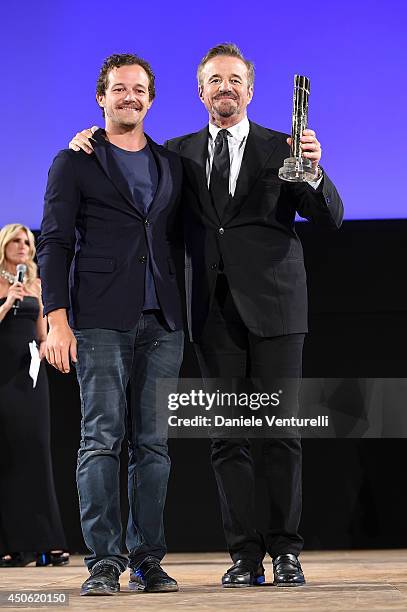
[209,129,230,219]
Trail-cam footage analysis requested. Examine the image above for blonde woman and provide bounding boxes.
[0,223,68,567]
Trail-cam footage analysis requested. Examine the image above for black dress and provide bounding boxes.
[0,296,67,554]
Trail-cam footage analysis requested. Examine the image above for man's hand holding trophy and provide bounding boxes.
[279,75,322,182]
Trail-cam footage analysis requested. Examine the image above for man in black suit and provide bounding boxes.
[69,43,343,588]
[165,43,343,588]
[37,54,184,596]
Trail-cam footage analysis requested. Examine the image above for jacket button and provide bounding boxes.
[326,196,331,204]
[139,255,147,264]
[218,227,225,235]
[144,218,151,227]
[210,263,218,270]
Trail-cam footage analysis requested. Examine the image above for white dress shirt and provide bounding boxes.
[206,116,249,197]
[206,116,322,195]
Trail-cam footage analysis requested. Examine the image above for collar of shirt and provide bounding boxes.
[208,115,250,145]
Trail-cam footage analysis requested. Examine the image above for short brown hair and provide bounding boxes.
[96,53,156,102]
[197,43,255,88]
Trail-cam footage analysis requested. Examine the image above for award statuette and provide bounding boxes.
[279,74,317,182]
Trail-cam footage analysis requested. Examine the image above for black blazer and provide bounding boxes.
[166,121,344,340]
[37,130,184,331]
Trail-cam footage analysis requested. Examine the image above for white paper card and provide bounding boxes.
[28,340,41,388]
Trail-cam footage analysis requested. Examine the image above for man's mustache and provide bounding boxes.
[214,93,237,100]
[117,104,143,110]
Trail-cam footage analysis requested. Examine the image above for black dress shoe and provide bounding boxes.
[222,559,265,587]
[129,556,178,593]
[272,554,305,586]
[80,563,120,596]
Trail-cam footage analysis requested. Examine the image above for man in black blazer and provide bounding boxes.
[68,43,343,589]
[37,54,184,596]
[165,44,343,588]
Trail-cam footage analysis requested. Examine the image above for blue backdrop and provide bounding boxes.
[1,0,405,227]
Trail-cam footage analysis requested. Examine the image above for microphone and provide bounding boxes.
[13,263,27,315]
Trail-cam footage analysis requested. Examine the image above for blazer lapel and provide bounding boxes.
[145,136,169,215]
[221,121,280,225]
[179,127,221,225]
[92,129,143,217]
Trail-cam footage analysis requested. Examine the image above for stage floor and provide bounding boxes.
[1,550,407,611]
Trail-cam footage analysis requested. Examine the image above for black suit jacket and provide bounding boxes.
[166,121,343,340]
[37,130,183,331]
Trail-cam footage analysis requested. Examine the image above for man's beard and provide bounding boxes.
[212,97,238,118]
[117,117,139,127]
[112,106,142,127]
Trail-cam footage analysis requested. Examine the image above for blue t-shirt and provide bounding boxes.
[109,142,159,310]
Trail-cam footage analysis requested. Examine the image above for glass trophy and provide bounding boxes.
[279,75,317,182]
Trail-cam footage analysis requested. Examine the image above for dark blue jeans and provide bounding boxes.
[74,312,183,572]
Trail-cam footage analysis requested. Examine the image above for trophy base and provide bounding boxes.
[278,157,317,182]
